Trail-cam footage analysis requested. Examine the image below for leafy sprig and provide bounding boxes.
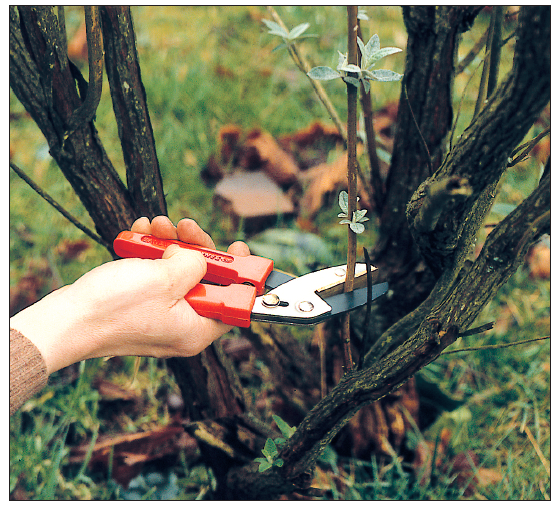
[254,415,296,473]
[338,190,369,234]
[262,19,316,52]
[307,34,402,93]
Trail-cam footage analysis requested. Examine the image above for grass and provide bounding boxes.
[10,6,549,500]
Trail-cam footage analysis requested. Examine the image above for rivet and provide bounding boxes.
[334,267,346,277]
[297,301,314,312]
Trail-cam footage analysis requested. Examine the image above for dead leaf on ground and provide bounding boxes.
[298,152,371,217]
[526,242,550,279]
[240,129,299,186]
[93,378,139,402]
[67,22,88,63]
[298,153,348,218]
[9,259,53,316]
[54,239,91,262]
[69,424,198,488]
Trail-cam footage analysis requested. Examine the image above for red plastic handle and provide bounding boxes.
[186,283,256,327]
[113,231,273,295]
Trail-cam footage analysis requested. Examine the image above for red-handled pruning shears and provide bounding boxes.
[113,231,388,327]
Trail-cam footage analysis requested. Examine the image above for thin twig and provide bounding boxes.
[458,321,494,337]
[341,5,359,373]
[10,162,110,248]
[266,6,372,209]
[507,126,550,167]
[456,25,490,75]
[63,6,103,143]
[441,336,549,355]
[267,6,346,141]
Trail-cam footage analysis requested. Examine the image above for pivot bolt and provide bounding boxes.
[262,294,280,307]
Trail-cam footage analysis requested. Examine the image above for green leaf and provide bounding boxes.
[273,458,284,468]
[357,37,367,62]
[271,43,288,53]
[365,34,381,60]
[365,69,403,82]
[339,63,361,74]
[338,190,349,214]
[353,209,368,222]
[357,9,369,20]
[367,47,403,67]
[263,438,278,460]
[307,66,341,80]
[288,22,310,40]
[262,19,289,38]
[337,51,347,70]
[350,222,365,234]
[343,76,361,88]
[258,461,273,472]
[362,78,371,95]
[339,219,352,225]
[273,415,296,438]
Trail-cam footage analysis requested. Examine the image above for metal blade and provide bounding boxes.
[264,269,296,290]
[323,282,388,318]
[251,282,388,325]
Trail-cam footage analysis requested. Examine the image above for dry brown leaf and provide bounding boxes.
[526,242,550,279]
[240,129,299,186]
[279,120,342,149]
[9,259,53,316]
[67,22,88,63]
[298,153,348,217]
[93,378,138,402]
[69,424,197,488]
[54,239,90,262]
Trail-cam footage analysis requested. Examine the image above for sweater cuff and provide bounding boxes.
[10,328,48,416]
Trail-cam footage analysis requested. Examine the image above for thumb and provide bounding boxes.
[161,244,207,298]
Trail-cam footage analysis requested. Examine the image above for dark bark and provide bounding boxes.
[10,5,248,448]
[100,6,167,218]
[9,6,136,247]
[372,6,482,328]
[407,6,550,279]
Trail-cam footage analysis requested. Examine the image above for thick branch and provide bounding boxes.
[413,176,472,233]
[259,170,550,491]
[407,6,550,277]
[10,6,136,246]
[371,6,482,329]
[100,6,167,218]
[370,167,549,361]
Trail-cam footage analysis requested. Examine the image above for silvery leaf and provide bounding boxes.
[288,22,310,40]
[307,66,341,80]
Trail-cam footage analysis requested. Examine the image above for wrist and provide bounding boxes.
[10,285,102,375]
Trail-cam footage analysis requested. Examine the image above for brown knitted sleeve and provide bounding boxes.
[10,329,48,416]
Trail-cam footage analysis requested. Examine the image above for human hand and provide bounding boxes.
[10,216,250,375]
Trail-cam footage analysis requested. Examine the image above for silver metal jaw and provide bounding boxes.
[251,264,370,324]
